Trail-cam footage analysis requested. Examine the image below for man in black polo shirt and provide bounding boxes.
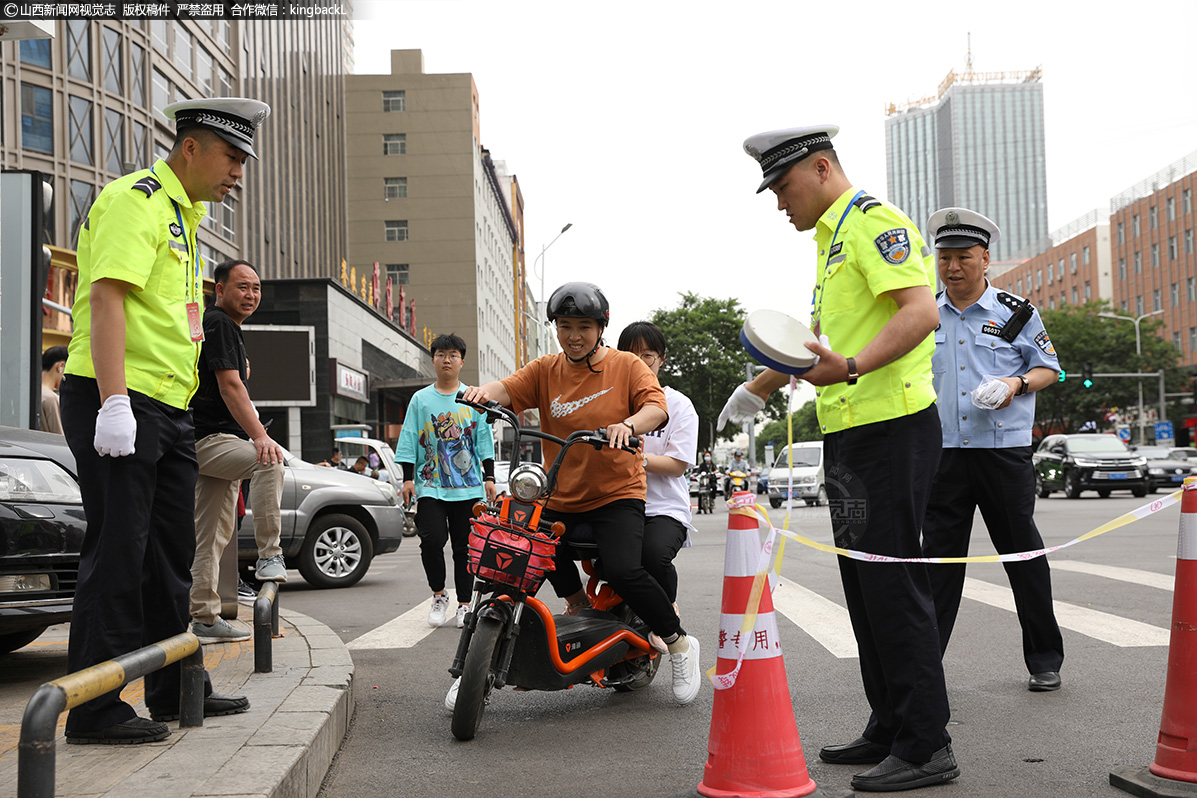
[189,259,286,644]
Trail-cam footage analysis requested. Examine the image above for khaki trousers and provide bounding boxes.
[191,433,284,624]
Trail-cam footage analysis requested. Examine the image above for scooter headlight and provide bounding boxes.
[509,463,547,502]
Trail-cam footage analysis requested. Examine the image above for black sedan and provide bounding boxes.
[1033,433,1148,499]
[0,426,86,654]
[1133,446,1197,492]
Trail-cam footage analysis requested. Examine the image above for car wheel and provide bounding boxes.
[1132,485,1148,498]
[815,485,828,506]
[1035,471,1051,499]
[298,513,375,589]
[0,626,49,655]
[1097,489,1111,498]
[1063,470,1082,499]
[769,498,782,509]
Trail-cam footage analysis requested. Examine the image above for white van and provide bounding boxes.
[765,442,825,508]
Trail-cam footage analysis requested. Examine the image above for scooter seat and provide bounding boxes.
[553,611,625,635]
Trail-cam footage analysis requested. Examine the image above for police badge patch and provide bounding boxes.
[1035,330,1057,357]
[873,228,911,264]
[169,222,183,237]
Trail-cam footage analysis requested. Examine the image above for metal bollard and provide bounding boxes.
[18,632,202,798]
[253,581,280,673]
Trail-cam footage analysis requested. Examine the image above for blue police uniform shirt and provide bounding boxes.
[933,282,1058,448]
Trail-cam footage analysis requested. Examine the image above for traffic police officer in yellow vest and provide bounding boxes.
[919,207,1065,693]
[718,126,959,792]
[60,97,269,744]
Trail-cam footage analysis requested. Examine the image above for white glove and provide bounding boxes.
[94,395,137,457]
[811,334,830,366]
[717,383,766,431]
[970,377,1011,411]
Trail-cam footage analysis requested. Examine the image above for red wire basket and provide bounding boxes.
[467,514,557,593]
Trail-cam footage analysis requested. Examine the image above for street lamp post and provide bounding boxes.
[532,223,573,305]
[1098,309,1164,444]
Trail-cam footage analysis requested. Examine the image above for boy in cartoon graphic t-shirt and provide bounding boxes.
[397,334,497,629]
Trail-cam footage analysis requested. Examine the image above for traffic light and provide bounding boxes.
[1058,369,1066,383]
[1081,362,1094,389]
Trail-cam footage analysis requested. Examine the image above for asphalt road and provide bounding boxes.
[292,488,1186,798]
[0,487,1185,798]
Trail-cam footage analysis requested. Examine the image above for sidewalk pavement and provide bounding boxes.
[0,608,353,798]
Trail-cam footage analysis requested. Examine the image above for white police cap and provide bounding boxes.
[163,97,271,159]
[743,125,839,194]
[926,207,1001,250]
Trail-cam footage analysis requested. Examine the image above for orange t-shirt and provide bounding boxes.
[501,348,668,513]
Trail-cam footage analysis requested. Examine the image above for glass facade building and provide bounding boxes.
[886,74,1048,262]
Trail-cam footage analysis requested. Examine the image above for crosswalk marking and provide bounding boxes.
[772,577,857,659]
[1049,560,1173,591]
[348,597,442,650]
[962,577,1170,648]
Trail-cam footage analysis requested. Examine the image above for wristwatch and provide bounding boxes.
[1017,375,1029,396]
[846,357,859,386]
[642,456,649,469]
[622,420,635,435]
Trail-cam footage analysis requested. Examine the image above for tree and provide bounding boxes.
[650,292,788,452]
[755,400,821,461]
[1035,301,1185,438]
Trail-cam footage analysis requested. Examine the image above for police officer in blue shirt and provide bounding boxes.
[920,208,1065,693]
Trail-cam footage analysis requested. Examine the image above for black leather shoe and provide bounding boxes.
[1028,671,1062,692]
[148,692,250,722]
[65,717,170,745]
[819,736,891,765]
[851,745,960,792]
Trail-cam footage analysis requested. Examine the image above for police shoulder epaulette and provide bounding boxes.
[131,175,161,198]
[996,291,1034,313]
[853,194,882,213]
[935,289,944,299]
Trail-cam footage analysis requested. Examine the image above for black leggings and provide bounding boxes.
[642,515,687,603]
[543,499,684,638]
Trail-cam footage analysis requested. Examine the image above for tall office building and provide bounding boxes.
[885,66,1048,262]
[344,49,525,387]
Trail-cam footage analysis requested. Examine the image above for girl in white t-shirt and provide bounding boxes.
[617,322,698,603]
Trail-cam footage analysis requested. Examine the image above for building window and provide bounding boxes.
[1187,230,1194,254]
[68,96,93,165]
[20,83,53,153]
[150,19,168,53]
[132,120,147,166]
[1035,269,1042,289]
[1185,189,1192,215]
[1057,259,1064,278]
[1172,283,1180,306]
[101,26,122,93]
[1071,287,1078,304]
[1169,236,1178,260]
[1083,246,1090,265]
[1119,258,1126,280]
[220,198,236,241]
[217,64,233,97]
[1133,215,1141,236]
[1117,222,1125,244]
[1136,295,1144,316]
[1191,328,1197,355]
[386,263,409,287]
[383,90,405,112]
[385,220,408,242]
[197,48,213,96]
[1017,278,1023,294]
[1151,243,1160,267]
[1189,277,1196,302]
[1134,252,1142,274]
[383,133,406,155]
[130,43,145,108]
[1168,197,1176,221]
[20,38,52,68]
[104,108,122,173]
[1174,331,1182,351]
[1153,289,1161,311]
[152,69,170,118]
[1069,253,1077,273]
[1150,206,1158,229]
[173,23,192,79]
[69,179,95,247]
[384,177,407,199]
[1047,265,1054,284]
[66,20,91,81]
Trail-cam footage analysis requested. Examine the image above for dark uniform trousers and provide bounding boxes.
[921,446,1065,675]
[60,375,211,732]
[824,404,951,764]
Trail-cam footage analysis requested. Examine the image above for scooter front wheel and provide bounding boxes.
[451,615,503,741]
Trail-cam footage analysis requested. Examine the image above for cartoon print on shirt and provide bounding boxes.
[417,430,437,485]
[428,410,482,489]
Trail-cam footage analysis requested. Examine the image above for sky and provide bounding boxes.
[351,0,1197,382]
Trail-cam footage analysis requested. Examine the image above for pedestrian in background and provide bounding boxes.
[189,258,287,645]
[397,333,497,629]
[59,97,266,744]
[920,207,1065,693]
[720,125,957,791]
[40,345,68,434]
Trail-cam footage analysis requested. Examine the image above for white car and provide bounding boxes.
[765,442,826,508]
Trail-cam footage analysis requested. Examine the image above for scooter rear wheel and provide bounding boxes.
[451,615,503,741]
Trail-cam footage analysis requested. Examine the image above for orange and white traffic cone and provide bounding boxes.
[698,491,817,798]
[1111,476,1197,796]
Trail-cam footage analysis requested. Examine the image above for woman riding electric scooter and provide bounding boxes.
[459,282,702,706]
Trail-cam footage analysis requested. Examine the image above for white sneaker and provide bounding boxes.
[428,593,450,627]
[455,604,468,629]
[445,676,461,711]
[670,636,701,705]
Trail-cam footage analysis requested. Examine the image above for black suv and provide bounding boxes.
[0,427,86,654]
[1033,434,1148,499]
